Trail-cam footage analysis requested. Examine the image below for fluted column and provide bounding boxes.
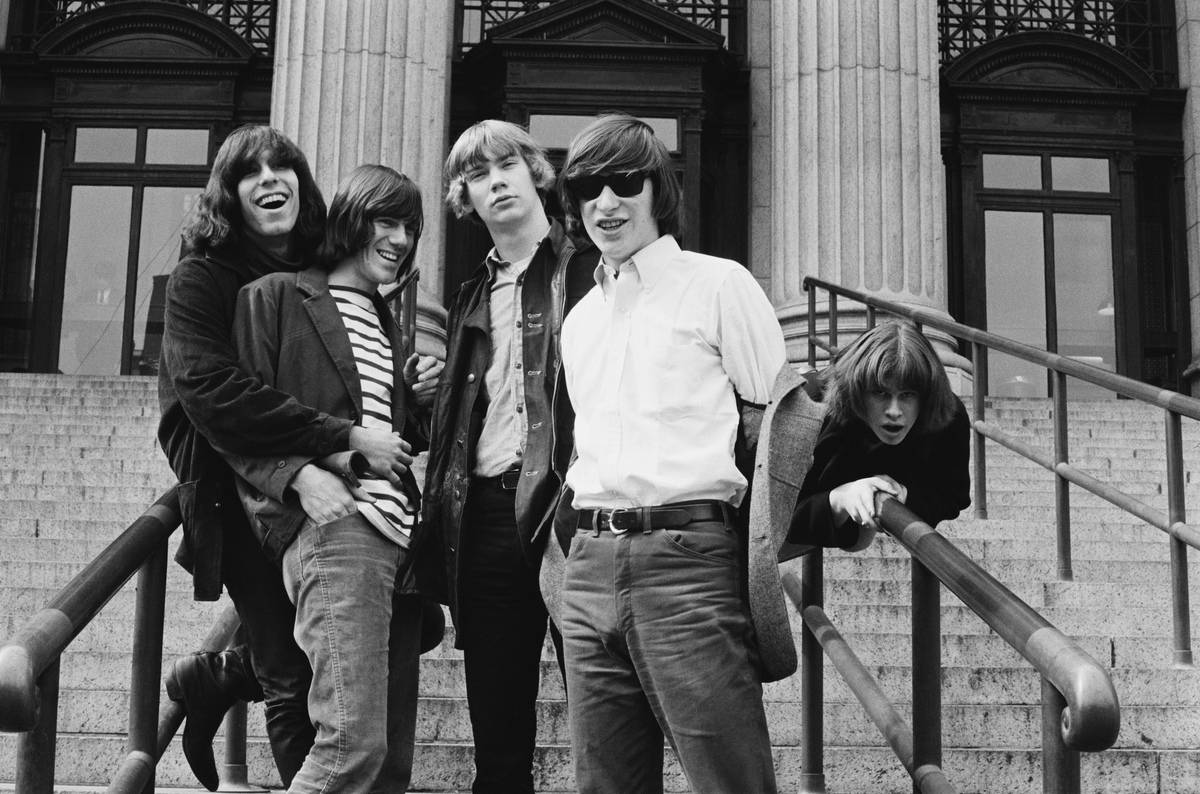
[1175,0,1200,394]
[271,0,454,298]
[750,0,963,375]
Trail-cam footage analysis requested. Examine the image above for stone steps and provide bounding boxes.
[0,734,1197,794]
[3,376,1200,791]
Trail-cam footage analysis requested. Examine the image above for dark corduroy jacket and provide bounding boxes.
[226,267,427,563]
[157,242,353,600]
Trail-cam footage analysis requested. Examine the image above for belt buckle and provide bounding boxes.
[592,508,632,535]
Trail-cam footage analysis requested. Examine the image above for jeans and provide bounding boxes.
[459,478,564,794]
[561,513,777,794]
[221,515,313,786]
[281,513,422,794]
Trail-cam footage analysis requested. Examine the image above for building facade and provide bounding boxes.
[0,0,1194,398]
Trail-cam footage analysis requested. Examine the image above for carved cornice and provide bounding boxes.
[35,1,255,62]
[943,31,1154,94]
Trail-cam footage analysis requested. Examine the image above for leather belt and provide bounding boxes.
[477,466,521,491]
[578,500,730,535]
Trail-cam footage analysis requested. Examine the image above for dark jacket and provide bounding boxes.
[787,396,971,548]
[157,242,354,600]
[422,221,596,628]
[226,268,426,564]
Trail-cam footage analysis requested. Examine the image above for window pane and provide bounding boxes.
[131,187,200,374]
[75,128,137,163]
[1051,157,1110,193]
[529,114,679,151]
[1054,213,1116,398]
[60,186,132,374]
[146,129,209,165]
[982,154,1041,190]
[985,210,1046,397]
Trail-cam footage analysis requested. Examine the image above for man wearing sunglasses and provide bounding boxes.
[423,120,597,794]
[555,113,787,793]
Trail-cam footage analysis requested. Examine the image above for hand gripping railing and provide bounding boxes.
[0,486,255,793]
[783,497,1121,794]
[804,275,1200,667]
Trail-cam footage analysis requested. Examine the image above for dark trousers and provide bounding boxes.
[459,477,564,794]
[221,513,315,787]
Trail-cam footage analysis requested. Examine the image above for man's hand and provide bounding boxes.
[348,426,413,484]
[403,353,444,408]
[290,464,372,524]
[828,475,908,530]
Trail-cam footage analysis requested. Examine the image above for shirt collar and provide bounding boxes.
[484,237,544,281]
[592,234,679,292]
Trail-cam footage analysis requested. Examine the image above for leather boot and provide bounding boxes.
[165,649,257,791]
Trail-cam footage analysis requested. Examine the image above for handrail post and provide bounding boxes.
[799,551,827,793]
[911,558,942,794]
[829,293,839,353]
[1165,410,1194,667]
[128,539,169,794]
[219,701,267,791]
[807,283,818,370]
[1041,677,1081,794]
[1052,371,1073,581]
[15,658,60,794]
[972,340,988,520]
[867,305,877,329]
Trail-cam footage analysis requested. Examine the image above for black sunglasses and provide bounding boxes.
[567,171,650,201]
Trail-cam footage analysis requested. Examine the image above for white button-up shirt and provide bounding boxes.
[562,235,786,509]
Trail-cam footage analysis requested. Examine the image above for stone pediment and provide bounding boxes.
[486,0,725,49]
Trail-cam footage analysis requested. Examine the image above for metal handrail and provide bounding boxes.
[802,275,1200,417]
[0,486,255,793]
[803,275,1197,667]
[784,500,1121,794]
[0,488,180,732]
[879,498,1120,752]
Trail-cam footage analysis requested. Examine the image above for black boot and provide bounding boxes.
[165,649,257,791]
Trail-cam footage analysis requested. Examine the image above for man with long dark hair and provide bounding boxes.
[157,126,418,789]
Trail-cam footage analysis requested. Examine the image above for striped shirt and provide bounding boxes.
[329,284,417,547]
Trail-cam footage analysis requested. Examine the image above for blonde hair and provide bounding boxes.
[442,120,555,221]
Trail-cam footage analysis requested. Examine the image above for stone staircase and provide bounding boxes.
[1,373,1199,792]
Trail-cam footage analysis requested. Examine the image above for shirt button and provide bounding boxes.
[516,320,522,328]
[516,405,523,413]
[467,373,476,383]
[514,362,522,369]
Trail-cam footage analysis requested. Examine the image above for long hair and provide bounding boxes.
[318,164,423,274]
[558,113,681,240]
[442,119,555,222]
[824,321,958,435]
[182,125,325,254]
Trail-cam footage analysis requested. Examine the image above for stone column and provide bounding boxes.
[271,0,455,301]
[1175,0,1200,394]
[749,0,966,379]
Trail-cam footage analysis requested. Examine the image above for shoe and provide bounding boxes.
[165,650,254,791]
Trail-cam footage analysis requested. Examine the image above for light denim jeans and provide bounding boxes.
[561,515,777,794]
[282,513,422,794]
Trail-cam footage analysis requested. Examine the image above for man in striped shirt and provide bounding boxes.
[223,165,433,793]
